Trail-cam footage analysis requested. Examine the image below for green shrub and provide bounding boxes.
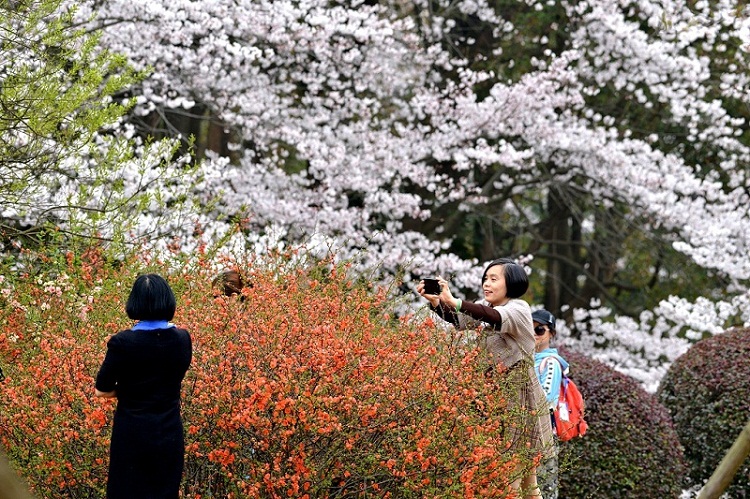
[657,327,750,496]
[557,348,688,499]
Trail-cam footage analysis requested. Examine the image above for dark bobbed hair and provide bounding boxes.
[482,258,529,298]
[125,273,176,321]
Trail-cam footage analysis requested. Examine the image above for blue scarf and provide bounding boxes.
[132,320,174,330]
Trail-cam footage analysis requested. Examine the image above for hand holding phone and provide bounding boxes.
[423,278,441,295]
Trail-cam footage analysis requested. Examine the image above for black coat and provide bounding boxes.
[95,326,192,499]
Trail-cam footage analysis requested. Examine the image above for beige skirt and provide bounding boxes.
[490,360,556,462]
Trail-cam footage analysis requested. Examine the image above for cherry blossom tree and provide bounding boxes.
[49,0,750,389]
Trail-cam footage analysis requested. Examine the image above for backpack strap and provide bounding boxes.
[538,354,565,409]
[546,353,569,376]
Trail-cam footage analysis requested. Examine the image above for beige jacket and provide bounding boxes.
[453,298,556,460]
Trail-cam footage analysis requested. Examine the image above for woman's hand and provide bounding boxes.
[94,388,116,398]
[418,277,459,310]
[417,280,441,307]
[436,277,459,310]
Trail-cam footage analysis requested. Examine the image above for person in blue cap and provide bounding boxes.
[532,308,566,499]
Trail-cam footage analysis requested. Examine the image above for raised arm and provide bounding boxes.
[429,302,461,326]
[421,277,503,328]
[459,300,502,328]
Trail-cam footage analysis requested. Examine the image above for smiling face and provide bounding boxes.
[482,264,509,306]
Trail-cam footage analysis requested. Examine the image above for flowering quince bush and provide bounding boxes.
[0,247,544,498]
[0,248,124,497]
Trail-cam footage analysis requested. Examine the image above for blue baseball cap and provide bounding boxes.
[531,309,556,329]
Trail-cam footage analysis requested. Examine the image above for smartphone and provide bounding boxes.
[423,278,441,295]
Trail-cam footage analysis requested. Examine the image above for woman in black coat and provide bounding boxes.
[95,274,192,499]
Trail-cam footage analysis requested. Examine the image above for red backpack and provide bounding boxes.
[553,374,588,441]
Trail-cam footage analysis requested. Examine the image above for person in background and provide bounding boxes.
[533,308,565,499]
[212,269,245,298]
[417,258,554,499]
[94,273,192,499]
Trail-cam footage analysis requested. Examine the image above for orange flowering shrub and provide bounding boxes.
[0,247,537,498]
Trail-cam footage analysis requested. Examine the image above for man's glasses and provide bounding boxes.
[534,326,547,336]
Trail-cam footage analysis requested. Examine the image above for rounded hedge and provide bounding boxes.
[557,348,688,498]
[657,327,750,495]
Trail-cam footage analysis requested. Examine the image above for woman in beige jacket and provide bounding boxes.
[418,258,554,499]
